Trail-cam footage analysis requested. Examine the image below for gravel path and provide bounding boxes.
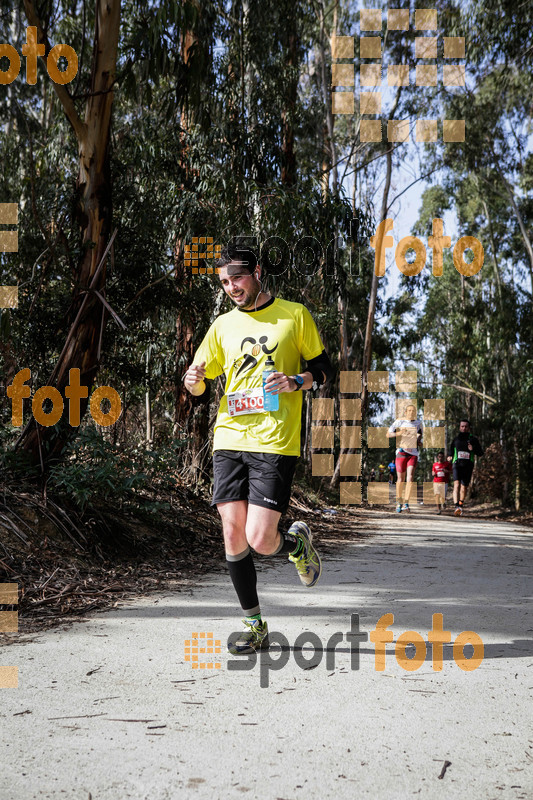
[1,508,532,799]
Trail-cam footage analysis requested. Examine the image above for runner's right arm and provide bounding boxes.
[387,419,399,439]
[184,361,207,396]
[184,319,225,397]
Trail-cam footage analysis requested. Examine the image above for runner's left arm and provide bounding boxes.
[292,306,336,391]
[471,436,484,457]
[305,349,335,387]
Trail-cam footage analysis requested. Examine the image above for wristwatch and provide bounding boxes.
[292,374,304,391]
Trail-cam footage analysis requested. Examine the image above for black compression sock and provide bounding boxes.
[273,530,300,556]
[226,547,260,616]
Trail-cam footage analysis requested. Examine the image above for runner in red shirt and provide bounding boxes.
[432,451,452,514]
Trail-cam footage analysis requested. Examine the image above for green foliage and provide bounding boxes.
[1,0,532,509]
[46,427,187,513]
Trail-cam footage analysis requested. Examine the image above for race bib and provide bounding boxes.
[437,470,445,477]
[227,387,266,416]
[457,450,471,460]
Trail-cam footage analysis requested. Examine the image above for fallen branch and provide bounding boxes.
[438,760,452,779]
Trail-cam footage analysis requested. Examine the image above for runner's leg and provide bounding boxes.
[245,504,321,586]
[245,504,288,555]
[404,463,416,503]
[218,500,261,617]
[453,480,460,505]
[396,469,405,506]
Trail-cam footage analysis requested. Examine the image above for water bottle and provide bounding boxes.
[262,356,279,411]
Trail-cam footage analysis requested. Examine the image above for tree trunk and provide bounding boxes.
[172,21,210,481]
[17,0,121,468]
[361,148,393,414]
[145,350,153,448]
[500,427,509,505]
[281,1,299,187]
[173,253,195,432]
[481,199,503,306]
[499,171,533,294]
[317,1,338,200]
[514,436,520,511]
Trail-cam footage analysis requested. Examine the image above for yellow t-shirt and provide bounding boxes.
[193,297,325,455]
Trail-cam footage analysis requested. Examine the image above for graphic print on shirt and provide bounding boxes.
[234,335,279,378]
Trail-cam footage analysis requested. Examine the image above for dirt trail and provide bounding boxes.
[1,508,532,799]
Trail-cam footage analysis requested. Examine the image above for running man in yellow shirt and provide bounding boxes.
[184,242,334,655]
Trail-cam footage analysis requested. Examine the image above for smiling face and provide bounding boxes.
[405,404,416,420]
[218,263,262,310]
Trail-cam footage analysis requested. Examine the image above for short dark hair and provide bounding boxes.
[437,451,444,457]
[216,238,258,274]
[460,418,470,426]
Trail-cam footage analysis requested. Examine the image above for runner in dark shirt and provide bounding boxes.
[447,419,484,516]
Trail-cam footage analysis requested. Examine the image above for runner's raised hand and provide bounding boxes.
[184,361,206,391]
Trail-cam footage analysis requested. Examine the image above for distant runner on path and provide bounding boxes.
[184,243,335,655]
[378,462,386,481]
[432,451,452,514]
[388,460,396,484]
[447,419,484,516]
[387,404,423,513]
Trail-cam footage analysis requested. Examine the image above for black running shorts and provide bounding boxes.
[212,450,298,513]
[452,461,474,486]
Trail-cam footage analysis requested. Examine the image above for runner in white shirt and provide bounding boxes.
[387,403,423,513]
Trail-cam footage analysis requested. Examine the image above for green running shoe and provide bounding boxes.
[288,521,322,588]
[228,619,269,655]
[396,503,402,513]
